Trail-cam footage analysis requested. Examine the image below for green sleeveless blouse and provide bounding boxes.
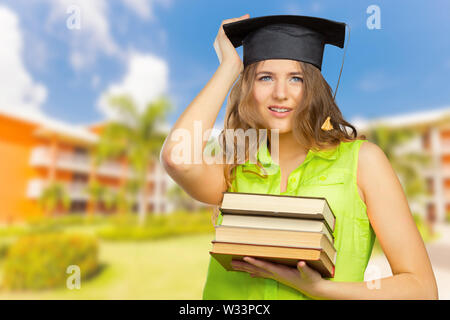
[202,139,376,300]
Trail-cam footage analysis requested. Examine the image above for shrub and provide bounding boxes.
[97,210,214,241]
[0,225,30,238]
[26,214,110,229]
[2,233,99,290]
[0,240,11,260]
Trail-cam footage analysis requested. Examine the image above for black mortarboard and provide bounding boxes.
[223,15,346,71]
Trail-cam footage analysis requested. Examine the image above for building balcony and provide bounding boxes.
[26,179,90,201]
[421,165,450,178]
[29,146,164,182]
[26,179,168,205]
[424,195,450,205]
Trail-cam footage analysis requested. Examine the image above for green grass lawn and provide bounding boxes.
[0,232,215,300]
[0,212,440,299]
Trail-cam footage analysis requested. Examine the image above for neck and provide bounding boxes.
[268,131,308,165]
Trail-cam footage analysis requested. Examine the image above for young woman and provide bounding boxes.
[160,14,438,300]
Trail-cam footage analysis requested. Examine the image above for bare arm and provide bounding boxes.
[316,141,438,299]
[160,63,240,205]
[160,15,250,205]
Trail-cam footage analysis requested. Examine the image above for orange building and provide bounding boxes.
[0,109,175,223]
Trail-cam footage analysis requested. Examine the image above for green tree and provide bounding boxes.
[167,184,202,212]
[364,125,432,200]
[85,180,117,214]
[38,182,71,216]
[95,94,173,224]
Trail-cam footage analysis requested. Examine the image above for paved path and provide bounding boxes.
[364,222,450,299]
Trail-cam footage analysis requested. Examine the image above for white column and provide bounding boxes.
[431,127,445,222]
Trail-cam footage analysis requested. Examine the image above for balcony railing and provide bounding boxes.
[26,179,165,204]
[29,146,163,181]
[421,165,450,178]
[26,179,90,200]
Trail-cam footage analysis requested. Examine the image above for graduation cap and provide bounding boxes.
[223,15,346,71]
[222,15,349,98]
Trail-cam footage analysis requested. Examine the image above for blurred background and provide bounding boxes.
[0,0,449,299]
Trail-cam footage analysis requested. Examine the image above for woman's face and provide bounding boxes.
[252,59,304,134]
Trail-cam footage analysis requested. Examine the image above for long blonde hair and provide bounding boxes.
[211,60,365,225]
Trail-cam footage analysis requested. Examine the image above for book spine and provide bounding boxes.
[221,214,335,242]
[220,207,331,225]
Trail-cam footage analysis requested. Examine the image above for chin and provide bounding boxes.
[265,124,292,134]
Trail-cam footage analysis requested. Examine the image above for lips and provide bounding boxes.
[267,105,293,118]
[267,106,292,118]
[268,105,292,111]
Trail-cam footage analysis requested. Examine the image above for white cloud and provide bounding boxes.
[358,71,397,93]
[0,5,47,115]
[44,0,122,70]
[349,115,369,131]
[120,0,174,20]
[97,51,169,119]
[41,0,173,71]
[121,0,153,20]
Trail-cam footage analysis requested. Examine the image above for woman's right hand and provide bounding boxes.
[213,14,250,74]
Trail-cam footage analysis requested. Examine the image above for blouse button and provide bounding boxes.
[319,175,326,181]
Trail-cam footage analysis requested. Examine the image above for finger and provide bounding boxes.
[249,269,271,278]
[232,260,263,271]
[222,14,250,26]
[231,260,257,273]
[297,261,317,278]
[243,257,279,275]
[232,14,250,21]
[232,260,272,277]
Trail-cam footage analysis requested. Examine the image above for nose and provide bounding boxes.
[273,79,287,100]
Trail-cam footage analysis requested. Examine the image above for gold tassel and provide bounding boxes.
[321,116,334,131]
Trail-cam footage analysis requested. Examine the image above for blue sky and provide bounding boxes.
[1,0,449,130]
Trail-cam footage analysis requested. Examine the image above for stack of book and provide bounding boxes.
[210,192,337,278]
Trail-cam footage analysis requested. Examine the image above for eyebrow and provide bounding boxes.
[256,71,303,76]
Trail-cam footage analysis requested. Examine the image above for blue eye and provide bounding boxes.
[258,76,303,82]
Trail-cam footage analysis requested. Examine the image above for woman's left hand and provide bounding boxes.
[231,257,326,299]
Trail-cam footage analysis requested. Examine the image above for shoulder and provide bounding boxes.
[358,140,389,165]
[357,140,397,195]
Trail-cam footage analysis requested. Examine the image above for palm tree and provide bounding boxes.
[85,180,113,215]
[95,94,173,224]
[38,182,71,216]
